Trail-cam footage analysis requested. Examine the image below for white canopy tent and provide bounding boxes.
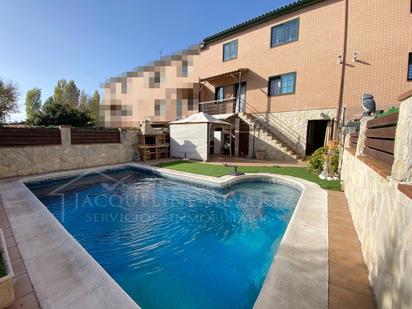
[170,112,231,161]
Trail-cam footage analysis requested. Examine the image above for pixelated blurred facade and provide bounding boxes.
[101,0,412,159]
[102,46,200,128]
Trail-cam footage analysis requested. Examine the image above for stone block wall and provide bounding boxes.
[267,108,337,156]
[241,108,336,160]
[392,97,412,182]
[0,127,138,179]
[248,126,297,161]
[341,95,412,308]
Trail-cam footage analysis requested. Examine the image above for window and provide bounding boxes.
[271,19,299,47]
[176,100,183,118]
[109,105,132,117]
[408,53,412,81]
[268,73,296,96]
[121,79,127,94]
[182,61,189,77]
[223,40,238,61]
[154,72,161,83]
[187,98,194,111]
[154,100,165,116]
[215,87,225,101]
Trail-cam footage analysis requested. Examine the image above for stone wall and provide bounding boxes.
[0,127,138,179]
[240,108,336,160]
[267,108,337,155]
[341,95,412,308]
[391,97,412,182]
[248,126,297,161]
[341,151,412,309]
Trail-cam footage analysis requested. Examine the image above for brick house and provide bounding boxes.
[102,0,412,160]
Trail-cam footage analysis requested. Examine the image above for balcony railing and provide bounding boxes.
[199,98,241,115]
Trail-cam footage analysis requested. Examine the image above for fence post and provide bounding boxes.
[59,125,71,146]
[118,128,124,144]
[234,118,240,157]
[391,97,412,182]
[355,116,374,156]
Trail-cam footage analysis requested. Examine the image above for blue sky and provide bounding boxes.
[1,0,293,122]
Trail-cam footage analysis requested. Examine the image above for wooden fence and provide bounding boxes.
[0,128,61,147]
[364,112,398,167]
[71,128,121,144]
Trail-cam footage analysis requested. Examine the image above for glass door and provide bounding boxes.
[234,82,246,113]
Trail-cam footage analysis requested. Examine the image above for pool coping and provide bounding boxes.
[0,162,328,309]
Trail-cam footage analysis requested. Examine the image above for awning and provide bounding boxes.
[199,68,248,83]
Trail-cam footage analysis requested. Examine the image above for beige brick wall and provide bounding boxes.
[102,0,412,127]
[198,0,412,119]
[198,0,345,113]
[343,0,412,117]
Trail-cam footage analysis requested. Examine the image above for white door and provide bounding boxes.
[213,130,223,154]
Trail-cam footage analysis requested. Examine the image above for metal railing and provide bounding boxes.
[198,97,302,153]
[243,102,302,152]
[199,97,237,115]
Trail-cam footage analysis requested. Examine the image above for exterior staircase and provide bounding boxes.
[199,97,302,161]
[239,112,299,161]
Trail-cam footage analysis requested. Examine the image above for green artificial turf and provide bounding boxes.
[156,161,341,191]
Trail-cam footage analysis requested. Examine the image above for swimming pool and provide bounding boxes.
[27,167,300,309]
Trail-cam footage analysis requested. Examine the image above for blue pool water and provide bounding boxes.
[27,168,300,309]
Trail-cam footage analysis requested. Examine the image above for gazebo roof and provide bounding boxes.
[170,112,231,125]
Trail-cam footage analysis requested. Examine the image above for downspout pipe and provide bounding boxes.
[335,0,349,140]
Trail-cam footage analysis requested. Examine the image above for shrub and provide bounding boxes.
[309,146,340,175]
[309,147,328,172]
[31,98,92,127]
[376,106,399,118]
[330,149,340,174]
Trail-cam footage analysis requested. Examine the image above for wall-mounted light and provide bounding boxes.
[320,112,330,119]
[337,55,343,64]
[352,51,359,62]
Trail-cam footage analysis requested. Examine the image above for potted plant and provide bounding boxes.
[0,229,14,308]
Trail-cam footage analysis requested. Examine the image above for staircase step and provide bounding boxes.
[239,112,299,159]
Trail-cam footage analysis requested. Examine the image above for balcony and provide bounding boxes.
[199,97,245,115]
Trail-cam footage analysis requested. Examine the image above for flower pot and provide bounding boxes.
[0,229,15,309]
[255,150,265,160]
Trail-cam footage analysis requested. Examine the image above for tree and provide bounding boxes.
[53,79,67,104]
[79,90,89,112]
[25,88,42,122]
[88,90,100,125]
[65,80,80,107]
[53,79,80,107]
[0,78,19,123]
[33,96,91,127]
